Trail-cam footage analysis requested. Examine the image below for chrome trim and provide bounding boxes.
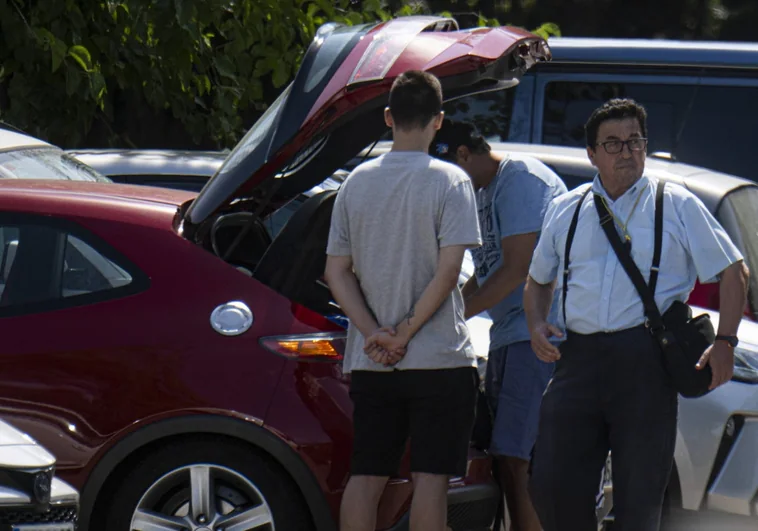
[0,485,31,505]
[49,477,79,505]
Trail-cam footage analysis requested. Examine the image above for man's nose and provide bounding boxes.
[620,143,634,158]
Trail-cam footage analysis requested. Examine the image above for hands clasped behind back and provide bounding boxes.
[364,327,408,367]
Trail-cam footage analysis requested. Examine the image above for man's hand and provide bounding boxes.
[696,342,735,390]
[530,322,564,363]
[364,327,407,366]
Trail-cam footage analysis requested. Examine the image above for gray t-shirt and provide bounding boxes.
[471,154,567,350]
[326,151,482,373]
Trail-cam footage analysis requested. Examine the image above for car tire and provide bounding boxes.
[103,436,315,531]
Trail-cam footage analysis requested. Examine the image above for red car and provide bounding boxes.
[0,16,550,531]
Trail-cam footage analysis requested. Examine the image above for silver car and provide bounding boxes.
[0,417,80,530]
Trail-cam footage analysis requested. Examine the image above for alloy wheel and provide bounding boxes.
[130,463,275,531]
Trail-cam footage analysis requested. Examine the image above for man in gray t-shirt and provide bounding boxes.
[325,71,481,531]
[431,119,567,531]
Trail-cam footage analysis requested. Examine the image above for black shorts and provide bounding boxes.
[349,367,479,477]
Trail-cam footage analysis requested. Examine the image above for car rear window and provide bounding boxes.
[0,147,111,182]
[716,186,758,317]
[443,89,516,142]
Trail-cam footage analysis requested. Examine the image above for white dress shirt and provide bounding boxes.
[529,175,743,334]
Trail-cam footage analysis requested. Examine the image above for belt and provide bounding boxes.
[566,323,647,340]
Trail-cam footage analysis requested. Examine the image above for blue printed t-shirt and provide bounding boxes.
[470,155,568,350]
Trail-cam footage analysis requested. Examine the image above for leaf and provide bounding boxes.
[214,56,236,81]
[531,22,562,38]
[253,58,272,77]
[346,11,363,25]
[65,67,81,96]
[33,27,56,47]
[174,0,192,28]
[51,39,68,72]
[194,96,208,110]
[68,45,93,72]
[272,60,289,88]
[89,72,107,103]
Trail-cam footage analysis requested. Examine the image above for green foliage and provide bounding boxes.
[530,22,562,40]
[0,0,558,149]
[0,0,392,148]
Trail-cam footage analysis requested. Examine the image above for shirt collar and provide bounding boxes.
[591,174,651,204]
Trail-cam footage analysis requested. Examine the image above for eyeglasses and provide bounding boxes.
[597,138,648,155]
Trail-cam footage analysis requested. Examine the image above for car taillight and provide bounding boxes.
[260,333,346,362]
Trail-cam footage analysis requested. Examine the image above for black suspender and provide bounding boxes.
[563,188,591,327]
[650,179,665,295]
[562,180,664,329]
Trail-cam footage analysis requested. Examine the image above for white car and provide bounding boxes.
[0,417,80,529]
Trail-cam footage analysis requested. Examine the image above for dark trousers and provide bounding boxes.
[528,326,678,531]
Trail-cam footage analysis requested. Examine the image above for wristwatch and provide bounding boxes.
[715,335,739,348]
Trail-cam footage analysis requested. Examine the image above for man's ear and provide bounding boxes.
[432,111,444,130]
[384,107,393,128]
[456,145,471,163]
[586,146,597,167]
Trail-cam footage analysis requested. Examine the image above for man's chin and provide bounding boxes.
[614,168,642,181]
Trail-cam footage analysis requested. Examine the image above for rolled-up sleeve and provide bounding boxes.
[678,193,743,283]
[528,197,562,284]
[326,187,352,256]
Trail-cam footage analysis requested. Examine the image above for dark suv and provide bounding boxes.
[446,37,758,181]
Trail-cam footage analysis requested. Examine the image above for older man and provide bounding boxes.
[525,98,749,531]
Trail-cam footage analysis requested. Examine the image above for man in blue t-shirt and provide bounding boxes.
[431,120,567,531]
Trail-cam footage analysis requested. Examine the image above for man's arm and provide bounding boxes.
[697,260,750,389]
[368,245,467,351]
[324,255,380,339]
[524,275,563,362]
[461,274,478,300]
[716,260,750,337]
[464,232,538,319]
[396,244,467,340]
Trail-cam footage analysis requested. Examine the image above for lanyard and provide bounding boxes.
[600,185,646,243]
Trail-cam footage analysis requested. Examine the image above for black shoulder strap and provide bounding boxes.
[562,188,591,328]
[593,182,665,332]
[649,179,665,295]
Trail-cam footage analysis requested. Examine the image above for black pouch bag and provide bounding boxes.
[592,181,714,398]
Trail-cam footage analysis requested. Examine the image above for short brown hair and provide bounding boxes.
[387,71,443,131]
[585,98,648,148]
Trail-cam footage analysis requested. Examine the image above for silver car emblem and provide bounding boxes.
[210,301,254,336]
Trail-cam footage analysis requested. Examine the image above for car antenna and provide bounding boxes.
[0,120,28,135]
[668,75,702,162]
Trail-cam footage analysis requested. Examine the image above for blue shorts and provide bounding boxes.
[485,341,554,460]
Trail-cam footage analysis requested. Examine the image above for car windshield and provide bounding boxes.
[716,186,758,317]
[0,147,111,182]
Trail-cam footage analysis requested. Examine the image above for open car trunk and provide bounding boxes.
[182,16,551,317]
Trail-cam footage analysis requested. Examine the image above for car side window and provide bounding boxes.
[62,235,133,297]
[0,219,142,314]
[542,81,693,155]
[541,80,758,179]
